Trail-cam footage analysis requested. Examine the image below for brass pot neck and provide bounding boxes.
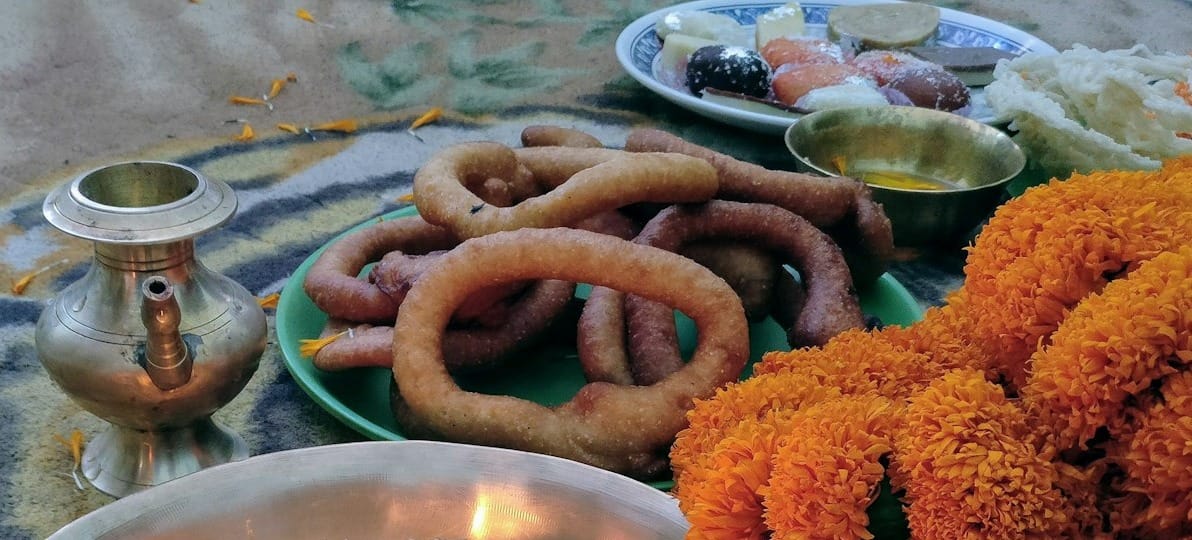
[93,240,196,272]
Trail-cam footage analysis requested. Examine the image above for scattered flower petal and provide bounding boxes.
[233,123,255,142]
[410,107,443,130]
[11,258,69,295]
[257,292,280,309]
[310,119,358,133]
[228,95,270,107]
[267,79,286,100]
[299,331,347,358]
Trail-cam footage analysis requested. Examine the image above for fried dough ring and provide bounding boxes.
[370,250,530,326]
[303,216,458,323]
[624,129,858,226]
[314,278,576,373]
[520,125,603,148]
[612,244,781,384]
[584,201,864,385]
[412,142,718,239]
[624,128,894,284]
[389,228,750,479]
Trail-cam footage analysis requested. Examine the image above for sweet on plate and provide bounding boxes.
[655,2,976,116]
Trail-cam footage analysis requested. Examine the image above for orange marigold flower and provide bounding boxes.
[672,372,841,479]
[960,158,1192,389]
[893,369,1072,539]
[677,409,794,540]
[1024,246,1192,452]
[1110,370,1192,538]
[755,329,884,392]
[1049,460,1108,539]
[879,302,992,377]
[761,395,901,540]
[757,324,962,400]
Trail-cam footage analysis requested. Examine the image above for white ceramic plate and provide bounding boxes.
[615,0,1058,133]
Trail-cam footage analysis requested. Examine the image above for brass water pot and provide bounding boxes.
[35,161,267,498]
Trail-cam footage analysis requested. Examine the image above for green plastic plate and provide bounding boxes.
[277,206,924,488]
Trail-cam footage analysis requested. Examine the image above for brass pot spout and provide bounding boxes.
[140,276,193,391]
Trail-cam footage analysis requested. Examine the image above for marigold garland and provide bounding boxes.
[677,408,799,540]
[675,396,900,540]
[755,306,983,400]
[670,158,1192,540]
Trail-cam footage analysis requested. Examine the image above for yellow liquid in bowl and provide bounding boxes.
[860,170,958,191]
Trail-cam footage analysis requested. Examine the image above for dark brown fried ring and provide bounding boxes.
[823,191,896,285]
[389,227,749,479]
[585,200,864,385]
[770,266,809,333]
[624,128,893,285]
[520,125,604,148]
[576,286,635,385]
[624,128,860,227]
[681,241,781,322]
[314,278,577,373]
[571,210,641,241]
[370,250,530,326]
[303,215,458,323]
[469,163,541,207]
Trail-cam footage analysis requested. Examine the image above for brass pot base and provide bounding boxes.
[82,417,249,498]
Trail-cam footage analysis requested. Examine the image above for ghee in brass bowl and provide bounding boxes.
[786,106,1025,246]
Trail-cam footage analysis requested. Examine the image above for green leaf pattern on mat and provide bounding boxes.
[447,34,584,114]
[343,0,671,112]
[338,42,442,109]
[578,0,660,48]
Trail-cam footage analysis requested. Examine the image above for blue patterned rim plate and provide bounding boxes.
[615,0,1059,133]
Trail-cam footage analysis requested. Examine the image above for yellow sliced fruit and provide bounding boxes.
[755,2,806,49]
[827,2,940,49]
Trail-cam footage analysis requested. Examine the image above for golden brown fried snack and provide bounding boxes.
[625,128,858,226]
[314,278,576,373]
[520,125,604,148]
[370,250,530,326]
[412,143,719,239]
[302,216,458,323]
[389,228,750,479]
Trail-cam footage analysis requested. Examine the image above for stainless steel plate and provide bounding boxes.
[50,441,689,540]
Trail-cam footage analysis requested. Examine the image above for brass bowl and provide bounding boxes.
[785,106,1026,247]
[49,441,688,539]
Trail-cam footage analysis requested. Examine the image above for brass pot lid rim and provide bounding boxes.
[43,161,237,244]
